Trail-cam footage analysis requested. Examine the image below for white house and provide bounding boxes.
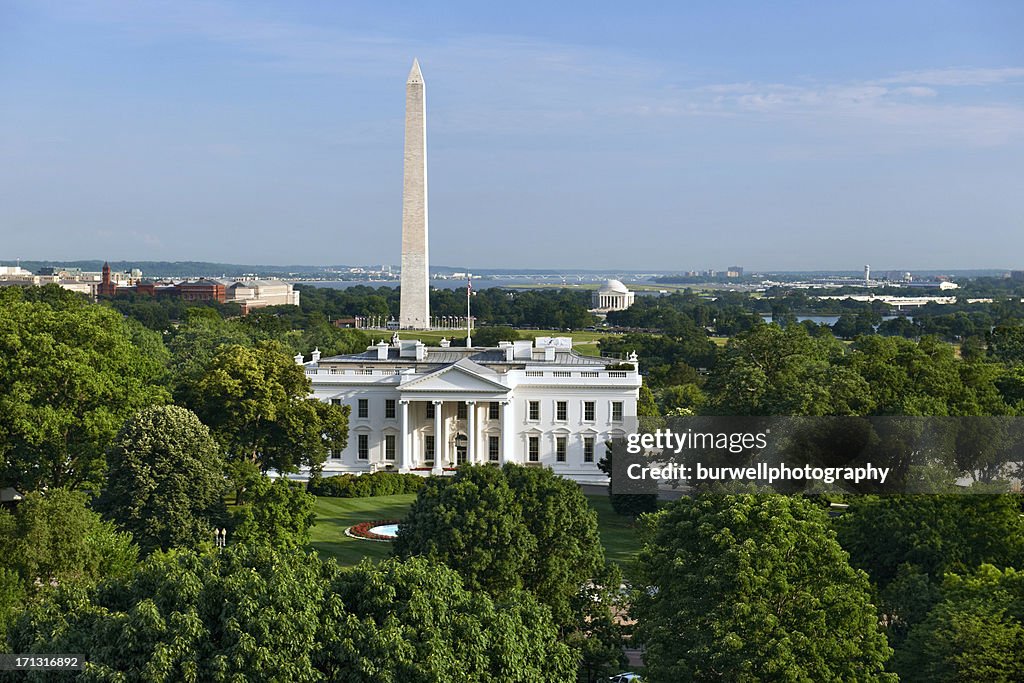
[300,335,641,484]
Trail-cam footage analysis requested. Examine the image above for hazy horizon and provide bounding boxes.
[2,1,1022,270]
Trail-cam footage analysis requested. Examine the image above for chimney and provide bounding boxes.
[294,353,304,365]
[498,340,514,361]
[415,341,427,361]
[376,340,390,360]
[311,347,321,363]
[544,346,556,361]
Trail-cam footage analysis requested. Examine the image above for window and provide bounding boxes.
[357,399,368,419]
[385,399,396,419]
[584,437,595,463]
[425,435,435,463]
[357,434,369,460]
[457,402,467,419]
[556,436,567,462]
[426,402,435,419]
[556,401,568,421]
[331,398,342,405]
[329,448,340,460]
[385,434,396,460]
[528,400,540,421]
[489,401,500,420]
[488,436,500,461]
[584,401,596,422]
[611,401,623,422]
[528,436,539,462]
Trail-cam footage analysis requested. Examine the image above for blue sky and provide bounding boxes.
[2,1,1022,270]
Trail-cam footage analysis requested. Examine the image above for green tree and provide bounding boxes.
[6,548,576,682]
[392,465,535,599]
[834,495,1024,643]
[704,323,873,416]
[634,494,894,682]
[471,325,520,346]
[318,556,577,681]
[394,464,605,630]
[895,565,1024,682]
[0,285,170,491]
[231,475,317,550]
[187,341,349,473]
[5,545,330,682]
[98,406,229,554]
[0,489,138,643]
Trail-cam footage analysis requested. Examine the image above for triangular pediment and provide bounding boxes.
[400,362,509,394]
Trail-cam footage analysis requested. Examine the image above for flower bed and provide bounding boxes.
[345,519,401,541]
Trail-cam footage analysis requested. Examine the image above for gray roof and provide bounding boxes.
[318,346,608,367]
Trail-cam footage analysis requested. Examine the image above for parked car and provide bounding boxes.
[609,674,643,683]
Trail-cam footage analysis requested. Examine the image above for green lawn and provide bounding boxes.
[307,491,644,568]
[308,494,416,565]
[586,494,645,567]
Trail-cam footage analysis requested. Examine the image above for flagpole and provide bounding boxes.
[466,277,472,347]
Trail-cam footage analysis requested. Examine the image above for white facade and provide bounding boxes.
[226,280,300,312]
[302,336,640,484]
[592,279,635,312]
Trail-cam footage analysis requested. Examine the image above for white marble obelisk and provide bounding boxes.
[399,59,430,329]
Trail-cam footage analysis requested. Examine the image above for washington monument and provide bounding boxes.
[400,59,430,329]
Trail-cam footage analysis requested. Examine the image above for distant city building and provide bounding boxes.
[1011,270,1024,282]
[726,266,744,278]
[177,279,227,303]
[591,279,635,312]
[864,264,871,284]
[0,266,32,276]
[97,263,118,297]
[225,280,300,313]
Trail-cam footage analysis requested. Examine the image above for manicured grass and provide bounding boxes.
[585,494,644,567]
[307,490,645,568]
[307,493,416,565]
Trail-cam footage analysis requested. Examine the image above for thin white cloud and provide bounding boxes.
[878,67,1024,86]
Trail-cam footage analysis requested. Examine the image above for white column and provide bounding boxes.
[466,401,476,464]
[500,399,513,465]
[432,400,443,475]
[399,400,410,472]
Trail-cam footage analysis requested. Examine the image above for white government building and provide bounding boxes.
[591,279,636,312]
[301,336,640,483]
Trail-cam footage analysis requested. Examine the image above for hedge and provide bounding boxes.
[308,471,426,498]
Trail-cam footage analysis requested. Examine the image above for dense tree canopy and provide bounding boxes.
[634,495,894,682]
[833,495,1024,642]
[98,406,229,554]
[894,564,1024,683]
[704,323,872,416]
[6,547,575,682]
[0,285,169,491]
[0,489,138,642]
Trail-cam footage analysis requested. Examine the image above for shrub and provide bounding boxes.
[308,471,426,498]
